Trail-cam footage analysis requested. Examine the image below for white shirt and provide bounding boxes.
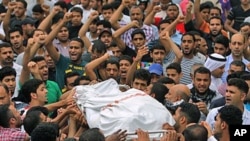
[206,105,250,129]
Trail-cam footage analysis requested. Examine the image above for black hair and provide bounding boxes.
[214,35,229,48]
[73,76,90,86]
[105,59,119,69]
[194,67,211,78]
[96,20,112,29]
[79,128,105,141]
[150,43,166,53]
[102,3,114,11]
[227,78,249,95]
[0,66,16,81]
[16,0,27,9]
[31,122,59,141]
[166,62,182,74]
[71,37,84,48]
[157,77,176,85]
[0,104,12,128]
[91,39,107,53]
[0,42,12,48]
[119,55,133,65]
[54,1,68,11]
[18,79,44,103]
[9,27,24,37]
[181,32,196,42]
[70,7,83,16]
[150,82,169,105]
[199,1,213,12]
[131,28,146,39]
[132,69,151,86]
[218,105,243,125]
[23,106,49,135]
[64,71,80,86]
[32,4,44,13]
[178,102,201,123]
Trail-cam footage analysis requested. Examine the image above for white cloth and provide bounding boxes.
[206,105,250,129]
[204,53,226,72]
[75,79,175,137]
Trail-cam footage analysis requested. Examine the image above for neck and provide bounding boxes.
[232,54,243,61]
[29,100,44,108]
[1,62,13,67]
[219,129,230,141]
[90,32,98,38]
[12,46,24,55]
[184,54,194,59]
[237,104,245,113]
[241,3,250,10]
[59,40,69,46]
[119,78,126,85]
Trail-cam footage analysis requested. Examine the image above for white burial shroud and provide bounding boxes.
[75,79,175,137]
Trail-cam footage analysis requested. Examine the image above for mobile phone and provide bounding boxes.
[107,50,114,56]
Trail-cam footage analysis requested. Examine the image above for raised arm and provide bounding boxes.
[85,53,110,80]
[126,46,148,85]
[109,0,129,28]
[78,11,99,49]
[161,31,183,63]
[224,9,238,34]
[3,2,16,41]
[113,20,139,38]
[143,5,161,25]
[193,0,204,29]
[38,6,60,31]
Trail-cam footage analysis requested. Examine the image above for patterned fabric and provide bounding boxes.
[121,24,155,50]
[0,126,26,141]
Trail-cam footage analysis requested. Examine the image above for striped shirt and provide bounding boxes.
[180,55,205,85]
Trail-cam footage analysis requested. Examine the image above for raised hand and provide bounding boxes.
[106,129,127,141]
[8,2,17,11]
[89,10,99,20]
[63,12,73,23]
[27,61,39,75]
[135,46,149,62]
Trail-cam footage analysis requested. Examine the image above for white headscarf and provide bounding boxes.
[204,53,227,72]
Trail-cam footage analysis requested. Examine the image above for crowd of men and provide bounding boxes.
[0,0,250,140]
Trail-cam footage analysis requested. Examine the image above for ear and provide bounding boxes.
[9,117,16,126]
[179,116,186,124]
[150,93,156,98]
[221,121,227,130]
[150,52,153,58]
[30,92,37,99]
[241,93,246,101]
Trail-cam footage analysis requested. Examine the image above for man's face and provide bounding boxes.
[166,69,182,84]
[91,50,105,60]
[96,25,104,35]
[150,49,165,64]
[132,34,146,49]
[109,46,122,58]
[81,0,90,8]
[102,9,113,21]
[90,0,98,9]
[66,75,79,90]
[181,35,195,56]
[9,104,22,127]
[214,43,227,56]
[228,64,244,75]
[100,32,112,46]
[209,18,222,36]
[194,35,201,49]
[105,63,119,79]
[209,9,220,18]
[33,30,44,42]
[193,73,211,94]
[44,51,55,69]
[230,34,245,58]
[35,83,48,105]
[71,11,82,26]
[165,87,178,103]
[69,40,83,62]
[198,38,208,55]
[10,31,24,50]
[119,60,131,79]
[1,75,16,95]
[57,27,69,42]
[225,85,245,106]
[200,8,210,22]
[14,2,26,18]
[130,7,143,23]
[132,78,147,91]
[0,47,14,65]
[89,22,97,33]
[166,5,179,19]
[37,60,49,81]
[0,86,11,105]
[150,73,161,84]
[212,114,223,139]
[211,65,225,78]
[32,12,44,21]
[172,107,182,130]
